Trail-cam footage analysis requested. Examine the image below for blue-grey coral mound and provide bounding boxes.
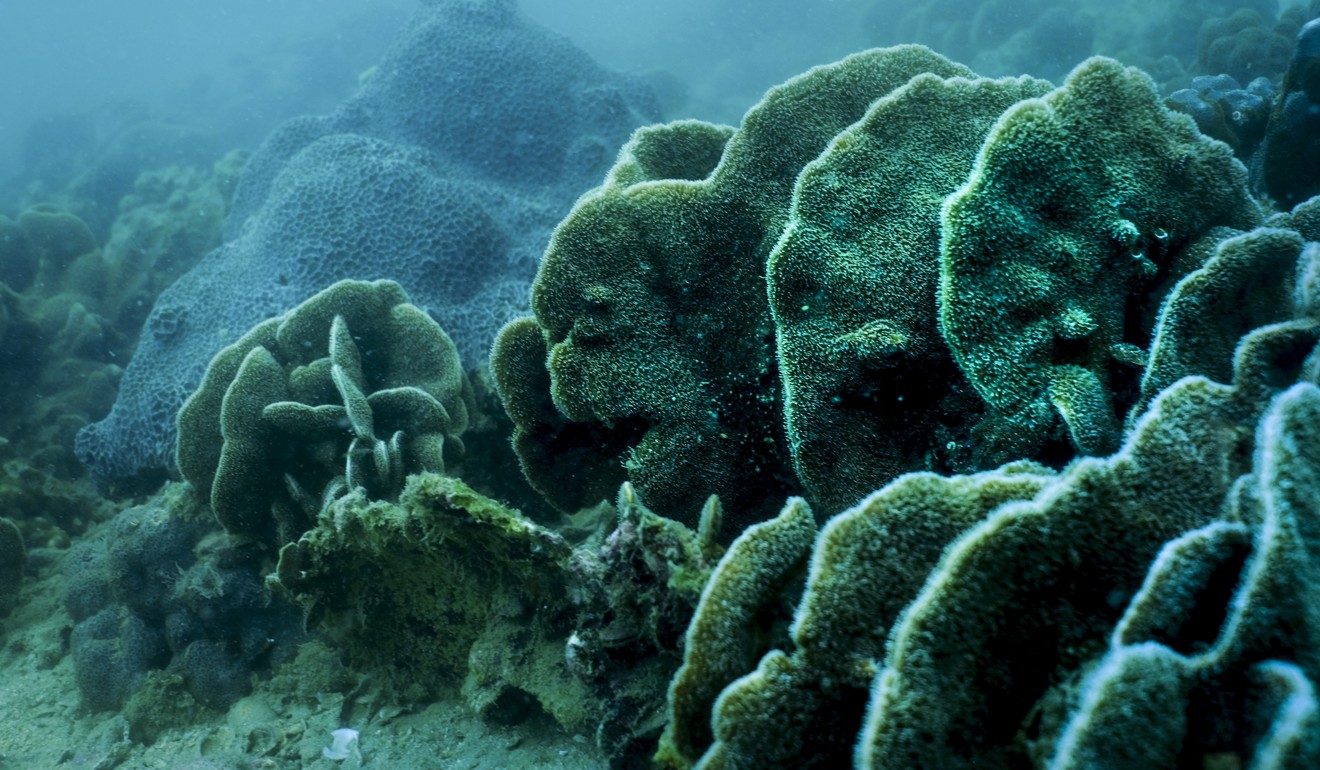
[75,0,660,484]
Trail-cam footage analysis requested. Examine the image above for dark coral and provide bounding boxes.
[1262,18,1320,208]
[64,486,304,712]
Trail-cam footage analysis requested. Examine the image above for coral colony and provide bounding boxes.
[2,1,1320,768]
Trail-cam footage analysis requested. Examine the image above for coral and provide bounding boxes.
[1197,9,1298,85]
[76,0,660,485]
[101,152,243,334]
[498,46,973,526]
[1038,392,1320,768]
[662,463,1054,769]
[939,56,1261,463]
[176,279,471,549]
[767,71,1051,512]
[0,517,24,617]
[490,317,635,514]
[656,497,816,768]
[64,483,304,712]
[503,51,1267,525]
[1133,226,1308,421]
[1165,74,1274,156]
[272,473,588,726]
[1261,18,1320,209]
[0,205,129,485]
[273,472,713,762]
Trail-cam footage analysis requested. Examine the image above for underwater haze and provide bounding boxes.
[2,0,1320,768]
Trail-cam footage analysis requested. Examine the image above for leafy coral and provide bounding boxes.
[176,279,471,548]
[497,46,978,527]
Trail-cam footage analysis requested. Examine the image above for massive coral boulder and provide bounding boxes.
[77,0,661,485]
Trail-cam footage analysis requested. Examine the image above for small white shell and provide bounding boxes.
[322,727,360,761]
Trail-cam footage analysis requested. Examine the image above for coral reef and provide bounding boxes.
[13,12,1320,768]
[500,52,1263,525]
[175,279,471,549]
[64,484,305,714]
[483,45,1320,768]
[654,218,1319,768]
[76,0,661,486]
[496,46,974,527]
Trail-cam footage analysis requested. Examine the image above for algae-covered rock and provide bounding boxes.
[176,279,471,548]
[274,473,586,727]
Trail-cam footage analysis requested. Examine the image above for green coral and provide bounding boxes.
[767,70,1050,512]
[658,215,1320,768]
[657,497,816,768]
[497,45,974,527]
[939,56,1261,463]
[666,463,1054,769]
[176,278,472,547]
[1134,227,1307,421]
[500,50,1266,528]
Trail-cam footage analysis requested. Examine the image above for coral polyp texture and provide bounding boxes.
[938,56,1261,462]
[75,0,660,485]
[767,71,1052,511]
[496,46,977,528]
[175,279,471,549]
[484,43,1320,769]
[497,51,1265,524]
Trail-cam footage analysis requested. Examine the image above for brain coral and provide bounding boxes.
[76,0,660,484]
